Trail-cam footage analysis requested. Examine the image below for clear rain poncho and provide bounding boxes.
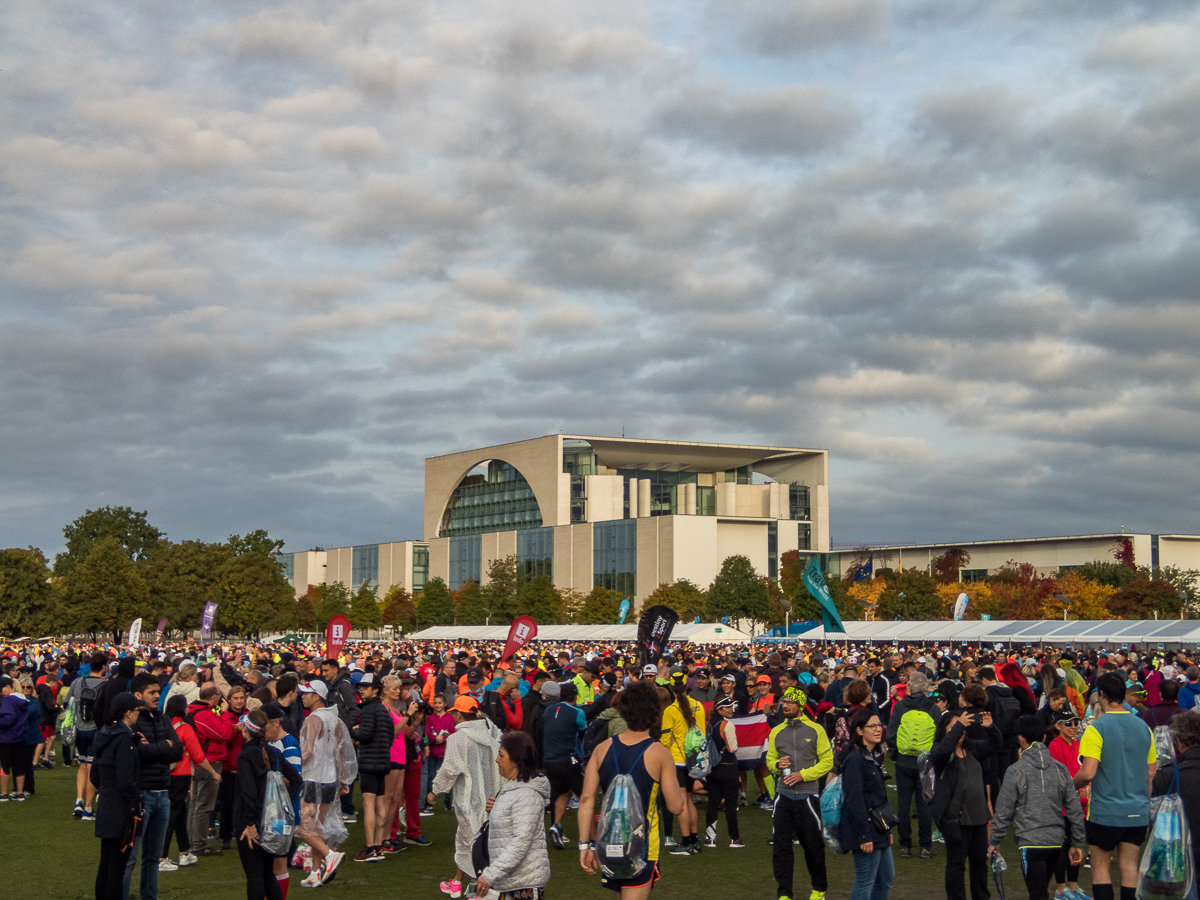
[298,706,358,849]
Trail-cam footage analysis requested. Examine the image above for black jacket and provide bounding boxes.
[232,742,302,833]
[929,718,1002,825]
[131,706,184,791]
[94,675,135,728]
[326,672,360,730]
[521,687,545,734]
[839,745,892,848]
[530,697,557,766]
[91,722,142,840]
[350,696,395,775]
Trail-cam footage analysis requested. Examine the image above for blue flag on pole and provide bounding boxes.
[618,599,631,625]
[854,552,873,582]
[802,558,846,633]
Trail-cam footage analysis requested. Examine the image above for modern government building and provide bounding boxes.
[279,433,1200,611]
[283,434,830,607]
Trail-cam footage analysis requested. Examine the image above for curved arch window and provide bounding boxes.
[439,460,543,537]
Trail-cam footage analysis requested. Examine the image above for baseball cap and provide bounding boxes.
[641,664,658,676]
[452,696,479,714]
[359,673,377,686]
[299,681,329,700]
[756,675,772,685]
[584,660,601,675]
[721,674,737,683]
[467,667,484,684]
[715,696,736,711]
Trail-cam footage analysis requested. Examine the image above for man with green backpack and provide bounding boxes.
[886,671,938,860]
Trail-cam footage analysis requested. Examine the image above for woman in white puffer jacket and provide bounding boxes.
[477,731,552,900]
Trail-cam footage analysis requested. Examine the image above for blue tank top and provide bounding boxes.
[598,736,661,862]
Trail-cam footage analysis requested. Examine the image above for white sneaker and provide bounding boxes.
[301,871,322,889]
[178,853,197,867]
[158,859,179,872]
[320,851,344,885]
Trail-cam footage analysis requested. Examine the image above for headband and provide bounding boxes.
[239,713,263,735]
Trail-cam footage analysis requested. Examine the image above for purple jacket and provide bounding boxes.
[0,693,29,743]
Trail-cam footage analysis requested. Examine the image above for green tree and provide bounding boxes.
[930,548,970,585]
[1073,560,1142,589]
[416,577,455,626]
[643,580,706,622]
[55,506,164,577]
[63,536,151,640]
[877,570,941,620]
[1108,579,1184,619]
[141,539,231,635]
[228,529,286,558]
[297,585,319,630]
[381,585,416,631]
[349,580,382,636]
[518,576,565,624]
[0,547,56,638]
[482,556,519,624]
[454,580,488,625]
[706,555,768,626]
[316,581,351,631]
[211,551,296,638]
[575,586,622,624]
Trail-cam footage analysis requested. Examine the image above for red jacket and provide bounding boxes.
[187,699,234,764]
[221,710,247,771]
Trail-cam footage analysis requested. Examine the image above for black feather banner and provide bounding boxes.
[636,604,680,668]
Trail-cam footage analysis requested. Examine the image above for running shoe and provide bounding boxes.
[354,848,375,863]
[1068,890,1093,900]
[439,880,463,898]
[405,835,432,846]
[381,839,405,853]
[320,851,344,885]
[809,892,825,900]
[549,824,565,850]
[668,842,692,856]
[568,796,580,810]
[158,859,179,873]
[730,839,745,849]
[704,837,717,849]
[73,800,83,817]
[341,812,357,824]
[664,836,678,848]
[178,853,197,867]
[81,808,96,821]
[300,870,322,889]
[420,807,436,817]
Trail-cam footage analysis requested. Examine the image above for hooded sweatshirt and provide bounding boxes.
[1179,680,1200,711]
[989,742,1086,850]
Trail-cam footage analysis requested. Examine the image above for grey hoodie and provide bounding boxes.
[989,742,1086,849]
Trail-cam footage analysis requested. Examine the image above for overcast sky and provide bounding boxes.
[4,1,1200,560]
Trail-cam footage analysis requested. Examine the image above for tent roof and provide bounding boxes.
[409,622,752,644]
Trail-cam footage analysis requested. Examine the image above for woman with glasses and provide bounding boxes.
[839,709,896,900]
[1047,710,1089,900]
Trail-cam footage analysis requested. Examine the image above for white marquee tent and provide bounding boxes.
[409,622,752,644]
[754,619,1200,648]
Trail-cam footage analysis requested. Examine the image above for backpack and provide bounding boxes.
[832,711,853,764]
[820,773,846,854]
[596,742,651,880]
[895,707,936,757]
[685,725,716,781]
[991,690,1021,736]
[582,716,610,762]
[78,680,99,727]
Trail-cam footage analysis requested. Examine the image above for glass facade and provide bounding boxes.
[517,527,554,582]
[961,568,988,583]
[278,552,295,586]
[441,460,543,537]
[696,485,715,516]
[617,469,698,517]
[793,552,840,580]
[724,465,752,484]
[768,521,778,581]
[1152,534,1160,569]
[789,484,810,520]
[448,535,482,590]
[798,522,811,551]
[594,519,637,599]
[563,440,595,524]
[351,544,379,591]
[412,545,429,591]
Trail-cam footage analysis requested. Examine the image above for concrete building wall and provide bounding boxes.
[669,515,722,592]
[716,520,770,578]
[572,523,594,593]
[429,537,449,586]
[326,547,352,587]
[1163,537,1200,570]
[586,474,623,522]
[635,517,661,605]
[292,550,327,598]
[552,525,575,593]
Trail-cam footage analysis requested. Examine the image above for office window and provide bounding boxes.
[562,439,596,476]
[440,460,542,537]
[517,527,554,582]
[961,568,988,583]
[696,485,715,516]
[1152,534,1160,569]
[768,521,778,581]
[448,535,482,590]
[411,545,429,591]
[351,544,379,592]
[798,523,811,551]
[594,518,636,599]
[789,484,810,520]
[616,470,697,517]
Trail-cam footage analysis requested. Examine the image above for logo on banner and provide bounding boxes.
[325,614,351,660]
[201,602,219,638]
[501,616,538,663]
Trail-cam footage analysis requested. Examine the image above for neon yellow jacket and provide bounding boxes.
[766,714,833,797]
[660,697,707,765]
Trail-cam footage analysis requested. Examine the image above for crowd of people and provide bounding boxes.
[0,635,1197,900]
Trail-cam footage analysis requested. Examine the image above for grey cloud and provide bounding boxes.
[918,86,1030,155]
[657,84,860,157]
[1004,194,1138,260]
[723,0,893,56]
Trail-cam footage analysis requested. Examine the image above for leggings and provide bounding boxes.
[237,836,283,900]
[1053,839,1080,885]
[165,774,191,857]
[1019,846,1063,900]
[704,764,740,840]
[218,770,239,841]
[96,837,133,900]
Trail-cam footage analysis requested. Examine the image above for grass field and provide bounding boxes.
[2,762,1094,900]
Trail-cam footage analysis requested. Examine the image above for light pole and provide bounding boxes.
[1056,593,1072,622]
[483,608,491,627]
[779,599,792,639]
